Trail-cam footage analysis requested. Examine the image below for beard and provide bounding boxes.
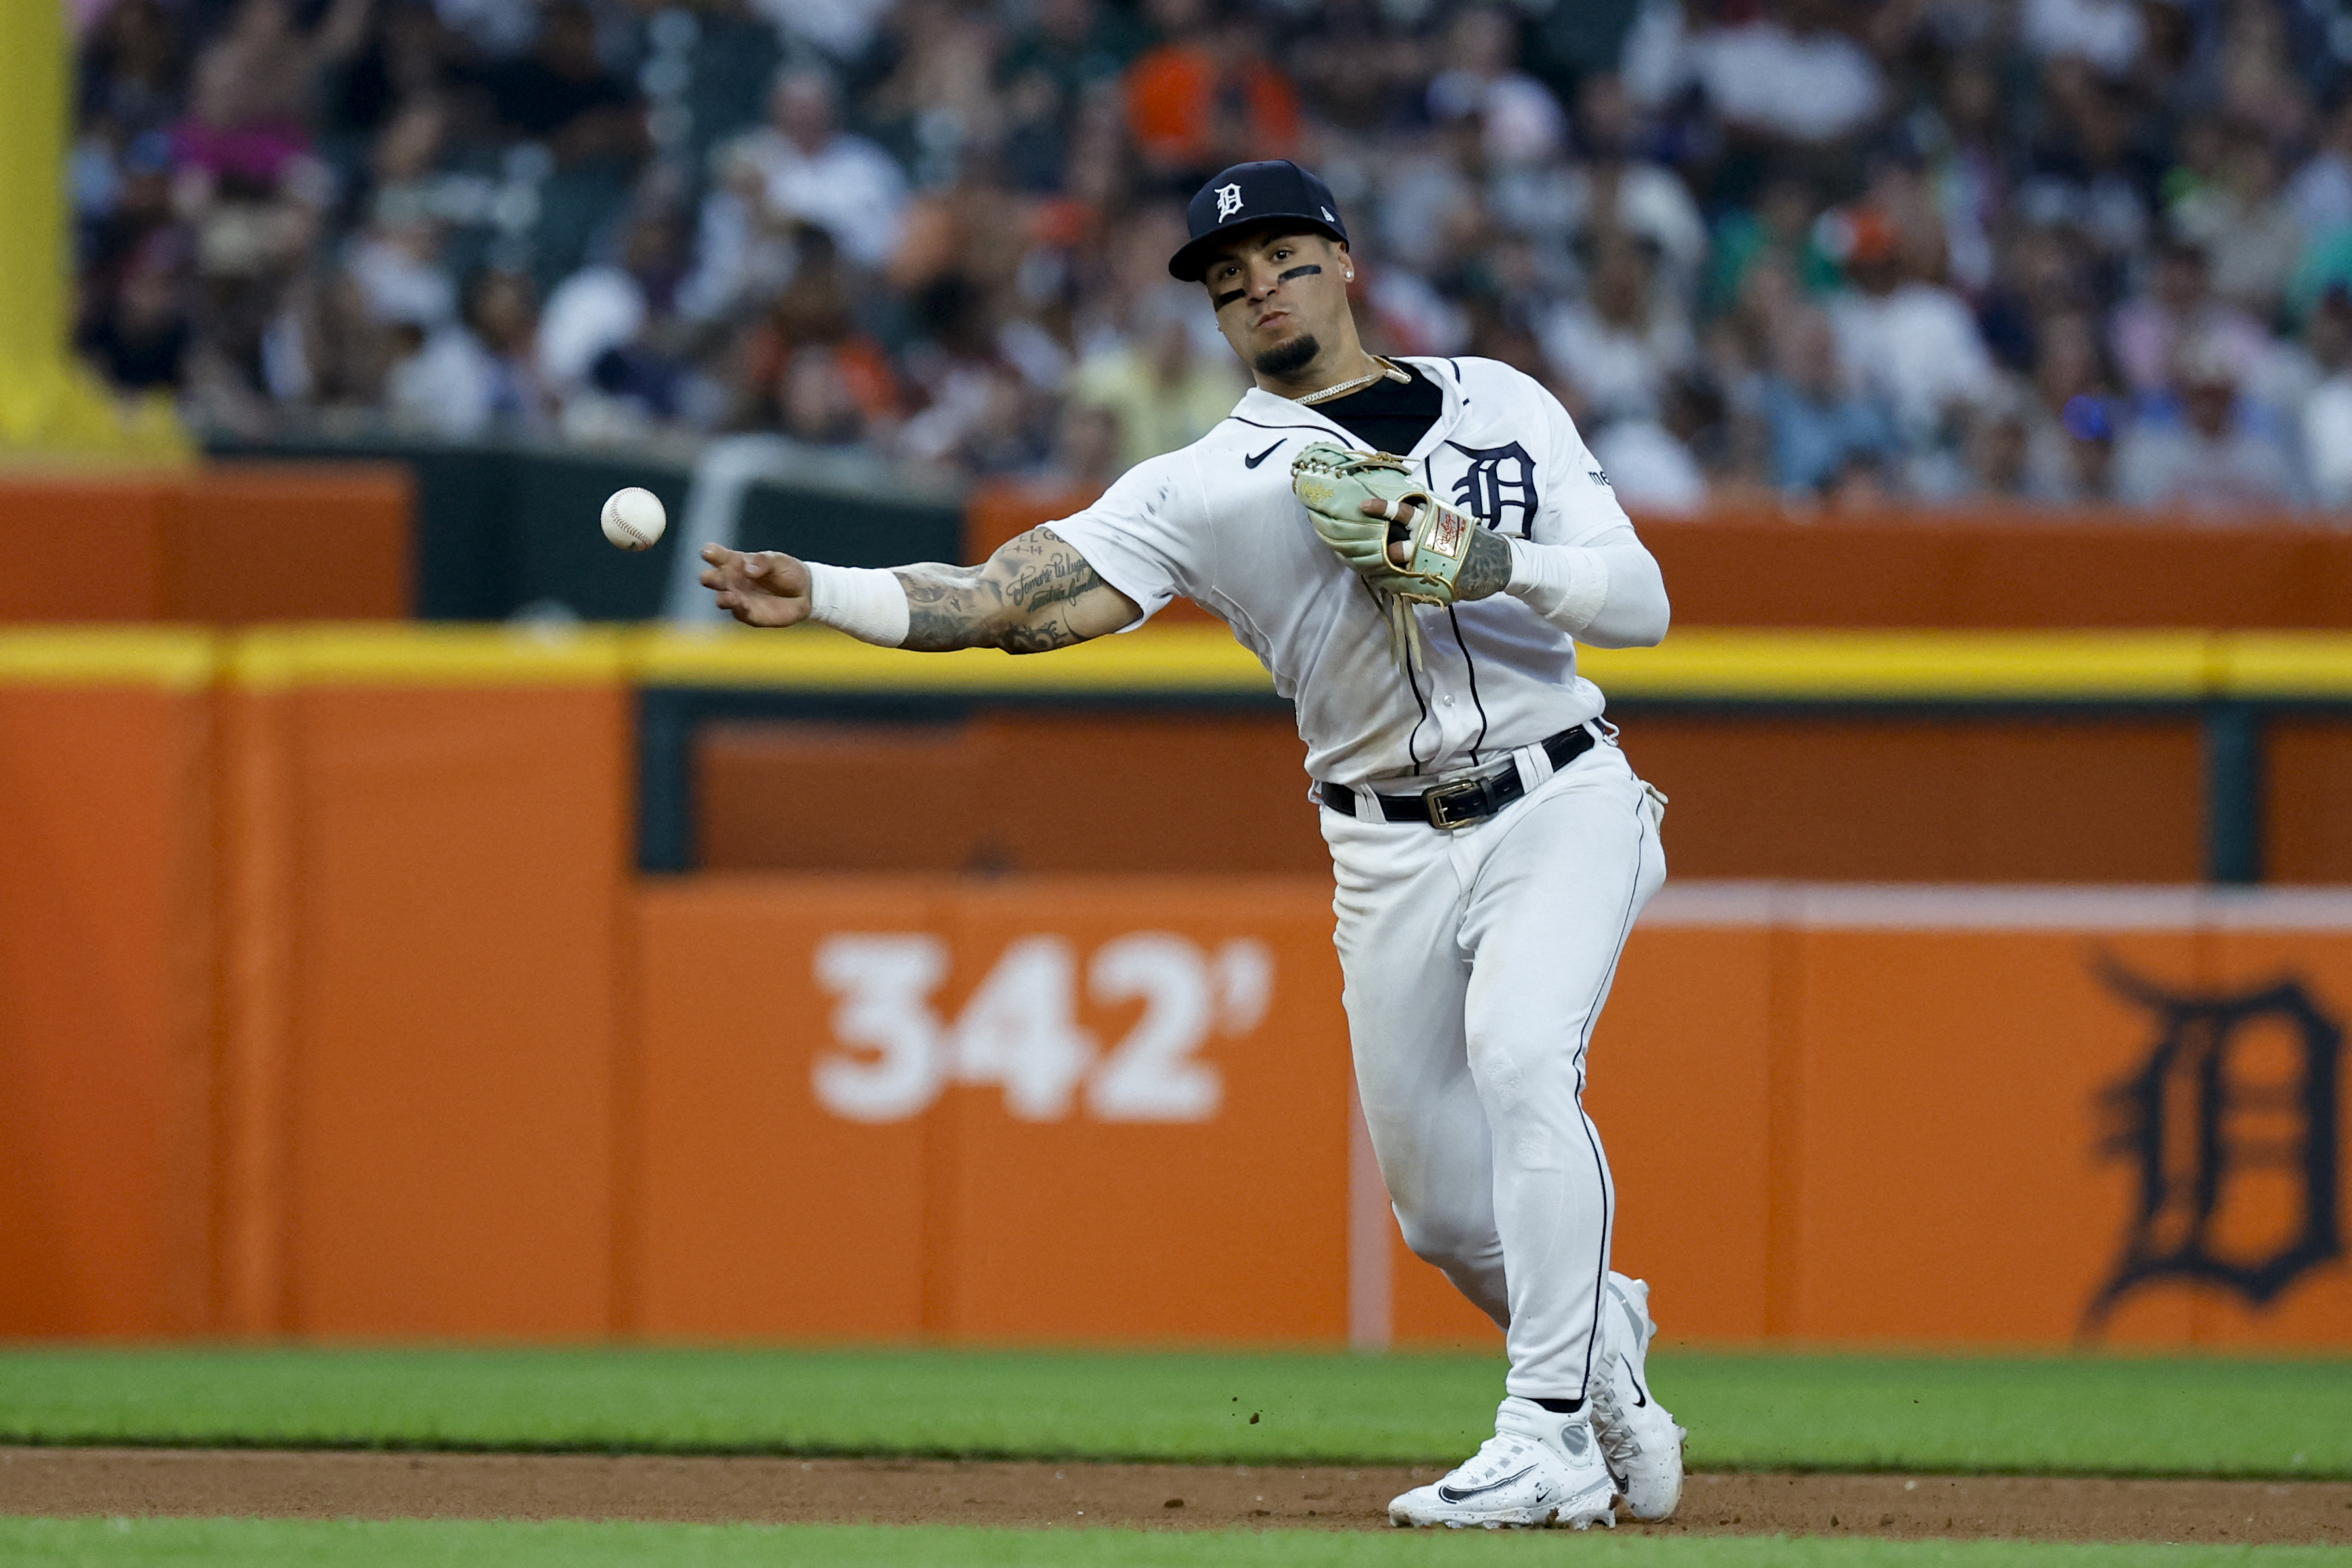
[1253,333,1321,379]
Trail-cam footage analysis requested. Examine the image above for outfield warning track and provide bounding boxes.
[3,1449,2350,1543]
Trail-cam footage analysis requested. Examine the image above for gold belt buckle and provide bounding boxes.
[1422,772,1499,830]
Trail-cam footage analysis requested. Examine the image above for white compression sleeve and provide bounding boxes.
[1502,532,1671,647]
[804,562,912,648]
[1504,536,1611,634]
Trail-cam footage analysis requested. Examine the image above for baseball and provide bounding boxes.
[601,487,666,551]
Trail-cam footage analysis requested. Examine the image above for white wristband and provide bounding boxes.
[804,562,912,648]
[1504,536,1611,636]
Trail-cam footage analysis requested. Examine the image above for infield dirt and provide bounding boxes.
[3,1449,2349,1544]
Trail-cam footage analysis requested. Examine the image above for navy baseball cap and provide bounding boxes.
[1168,160,1348,281]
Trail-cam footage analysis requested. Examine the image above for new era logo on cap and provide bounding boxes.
[1169,160,1349,281]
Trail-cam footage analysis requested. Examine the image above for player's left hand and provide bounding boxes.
[1291,442,1476,606]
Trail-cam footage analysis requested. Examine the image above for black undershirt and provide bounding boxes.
[1314,361,1442,456]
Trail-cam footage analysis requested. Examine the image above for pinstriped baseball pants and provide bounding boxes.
[1322,734,1666,1400]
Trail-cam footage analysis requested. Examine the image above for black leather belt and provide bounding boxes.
[1318,724,1596,829]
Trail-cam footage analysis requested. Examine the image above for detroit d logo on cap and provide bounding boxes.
[1215,183,1244,222]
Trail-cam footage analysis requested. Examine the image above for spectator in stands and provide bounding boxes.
[79,0,185,142]
[2115,334,2302,512]
[385,266,547,439]
[538,205,693,433]
[2022,312,2118,501]
[724,68,908,274]
[2290,95,2352,247]
[1704,176,1837,321]
[2021,0,2146,77]
[1427,5,1566,170]
[80,0,2352,524]
[1539,230,1695,425]
[729,224,901,439]
[995,0,1142,193]
[478,0,640,168]
[1825,206,2000,447]
[1124,0,1301,187]
[1959,391,2035,501]
[752,0,893,62]
[2015,60,2155,263]
[1587,372,1713,515]
[1067,286,1243,472]
[1043,400,1125,489]
[77,248,189,393]
[2111,240,2268,401]
[1757,305,1899,495]
[2170,122,2302,317]
[2300,288,2352,509]
[176,0,372,188]
[1549,75,1708,305]
[1682,0,1885,148]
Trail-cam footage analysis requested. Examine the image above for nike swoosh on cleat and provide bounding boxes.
[1436,1466,1539,1504]
[1244,441,1284,468]
[1616,1293,1651,1405]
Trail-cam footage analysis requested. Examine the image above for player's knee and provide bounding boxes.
[1392,1201,1494,1272]
[1465,1023,1588,1112]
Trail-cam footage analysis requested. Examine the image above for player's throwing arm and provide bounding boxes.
[697,526,1143,652]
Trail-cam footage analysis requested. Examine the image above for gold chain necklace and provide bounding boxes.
[1296,355,1412,406]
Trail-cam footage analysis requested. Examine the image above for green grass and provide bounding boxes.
[1,1520,2347,1568]
[0,1346,2347,1478]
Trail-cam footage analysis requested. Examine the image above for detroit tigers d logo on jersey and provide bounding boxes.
[1215,183,1244,222]
[1443,442,1541,537]
[2081,958,2343,1336]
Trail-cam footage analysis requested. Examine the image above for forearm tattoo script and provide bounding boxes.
[895,528,1112,654]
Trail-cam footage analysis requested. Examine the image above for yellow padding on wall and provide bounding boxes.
[0,629,216,688]
[633,621,1272,692]
[8,623,2352,699]
[228,625,629,688]
[1577,630,2218,701]
[2214,633,2352,699]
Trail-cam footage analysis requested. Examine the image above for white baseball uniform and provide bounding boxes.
[1049,355,1670,1400]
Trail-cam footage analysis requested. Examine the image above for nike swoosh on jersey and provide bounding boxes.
[1244,441,1285,468]
[1436,1465,1540,1504]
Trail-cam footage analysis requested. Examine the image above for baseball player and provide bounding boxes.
[700,159,1685,1531]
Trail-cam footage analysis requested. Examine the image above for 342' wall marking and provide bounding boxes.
[813,934,1274,1123]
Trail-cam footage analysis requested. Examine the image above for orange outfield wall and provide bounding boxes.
[4,633,2352,1348]
[1384,886,2352,1352]
[634,876,1352,1343]
[630,880,2352,1352]
[0,640,216,1337]
[0,465,411,623]
[214,635,633,1339]
[967,482,2352,629]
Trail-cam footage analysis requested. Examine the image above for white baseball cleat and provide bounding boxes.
[1590,1271,1688,1521]
[1388,1396,1617,1530]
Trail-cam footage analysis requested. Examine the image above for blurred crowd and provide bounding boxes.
[68,0,2352,513]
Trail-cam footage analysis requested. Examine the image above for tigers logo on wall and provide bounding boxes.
[2083,960,2343,1335]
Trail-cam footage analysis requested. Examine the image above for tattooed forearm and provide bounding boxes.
[1452,527,1514,602]
[897,563,999,652]
[893,526,1137,654]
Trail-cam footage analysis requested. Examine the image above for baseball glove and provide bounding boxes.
[1292,442,1481,673]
